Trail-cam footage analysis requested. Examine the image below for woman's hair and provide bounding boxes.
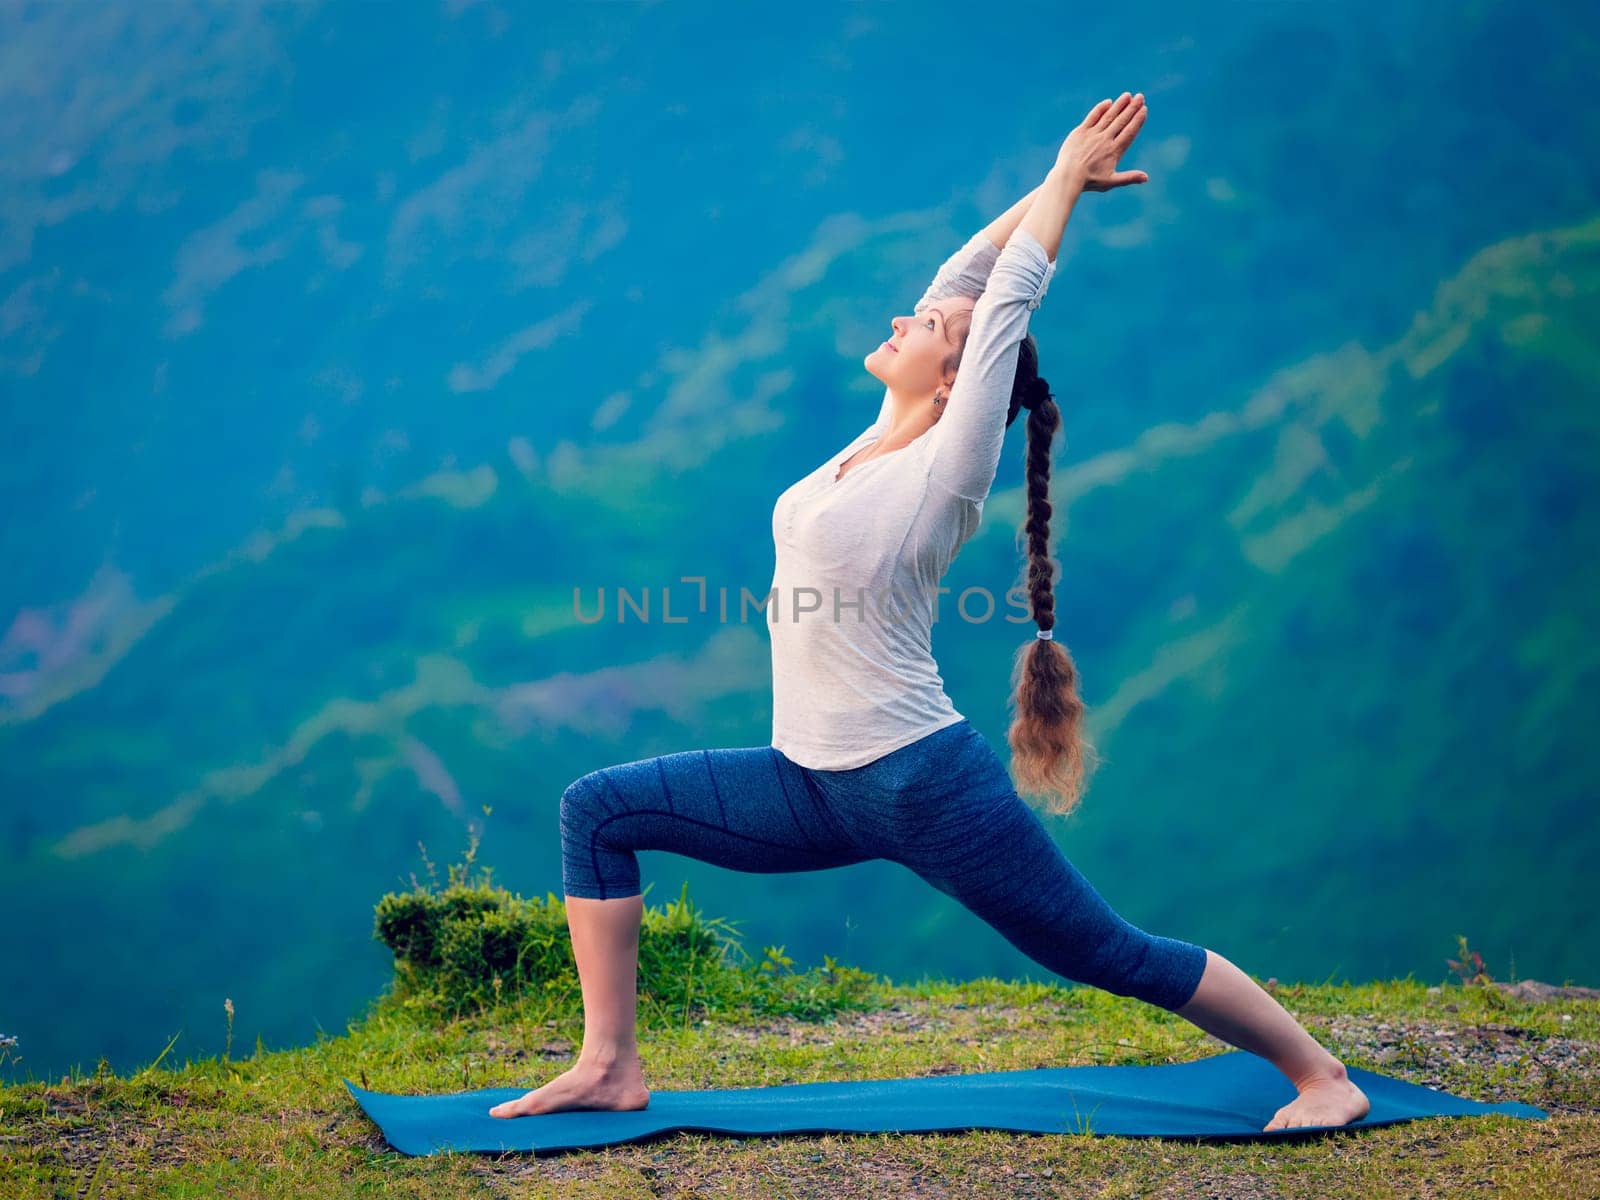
[938,322,1099,817]
[1000,334,1099,817]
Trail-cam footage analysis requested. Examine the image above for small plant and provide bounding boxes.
[223,998,235,1063]
[758,944,796,976]
[1063,1092,1102,1136]
[1446,935,1494,986]
[1389,1026,1434,1069]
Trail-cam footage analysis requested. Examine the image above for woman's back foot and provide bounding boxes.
[1262,1065,1371,1131]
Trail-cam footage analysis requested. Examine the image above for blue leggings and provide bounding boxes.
[559,718,1208,1012]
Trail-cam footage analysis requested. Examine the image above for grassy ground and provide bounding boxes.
[1,968,1594,1199]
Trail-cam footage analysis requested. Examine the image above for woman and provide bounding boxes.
[491,92,1370,1133]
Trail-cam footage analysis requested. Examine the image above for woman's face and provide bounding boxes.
[864,295,976,393]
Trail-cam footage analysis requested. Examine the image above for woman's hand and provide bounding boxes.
[1054,92,1149,193]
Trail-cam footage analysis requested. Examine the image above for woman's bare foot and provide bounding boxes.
[1263,1062,1371,1131]
[488,1057,651,1119]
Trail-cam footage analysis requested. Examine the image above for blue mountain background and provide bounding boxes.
[2,0,1597,1083]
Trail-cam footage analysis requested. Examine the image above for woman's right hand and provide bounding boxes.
[1054,92,1149,193]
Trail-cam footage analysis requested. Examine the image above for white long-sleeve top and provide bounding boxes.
[767,226,1057,768]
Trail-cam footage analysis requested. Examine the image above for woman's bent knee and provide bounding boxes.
[559,774,638,900]
[559,775,604,831]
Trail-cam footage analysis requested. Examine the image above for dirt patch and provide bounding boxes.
[1320,1013,1599,1113]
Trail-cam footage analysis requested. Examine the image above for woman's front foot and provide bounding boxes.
[1263,1061,1371,1131]
[488,1054,651,1119]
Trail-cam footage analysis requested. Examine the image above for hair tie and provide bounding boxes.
[1035,628,1053,640]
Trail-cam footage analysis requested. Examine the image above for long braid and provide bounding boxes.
[1003,335,1099,816]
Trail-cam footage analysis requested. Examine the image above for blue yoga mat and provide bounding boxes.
[343,1049,1546,1156]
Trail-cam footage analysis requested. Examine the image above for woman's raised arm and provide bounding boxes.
[923,93,1149,497]
[924,219,1061,501]
[870,184,1046,430]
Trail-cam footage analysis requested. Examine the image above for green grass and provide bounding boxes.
[2,871,1593,1199]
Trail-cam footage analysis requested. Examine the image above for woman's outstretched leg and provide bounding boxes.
[491,744,868,1118]
[1175,948,1369,1130]
[877,726,1370,1130]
